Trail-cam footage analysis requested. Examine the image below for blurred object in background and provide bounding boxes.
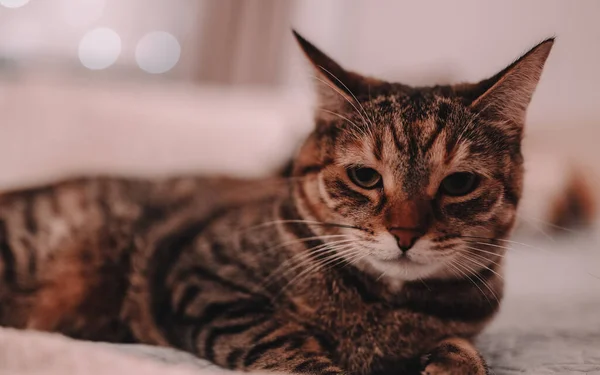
[188,0,293,86]
[0,0,314,187]
[0,0,296,85]
[0,0,193,81]
[517,147,598,238]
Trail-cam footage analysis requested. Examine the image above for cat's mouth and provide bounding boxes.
[376,253,423,265]
[386,252,410,261]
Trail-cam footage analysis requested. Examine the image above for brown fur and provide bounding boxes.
[421,338,489,375]
[0,32,555,374]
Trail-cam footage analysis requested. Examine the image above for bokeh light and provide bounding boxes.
[78,27,121,70]
[0,0,30,8]
[135,31,181,74]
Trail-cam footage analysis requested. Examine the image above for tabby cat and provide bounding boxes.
[0,32,554,374]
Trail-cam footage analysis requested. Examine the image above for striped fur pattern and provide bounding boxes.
[0,33,554,374]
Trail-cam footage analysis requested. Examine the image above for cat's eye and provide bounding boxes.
[347,167,382,189]
[439,172,479,196]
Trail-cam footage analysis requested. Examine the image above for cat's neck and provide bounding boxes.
[330,258,503,319]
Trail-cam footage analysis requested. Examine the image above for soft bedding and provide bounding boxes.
[478,234,600,374]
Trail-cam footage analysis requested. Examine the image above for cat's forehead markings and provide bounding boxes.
[424,133,465,197]
[428,125,448,163]
[447,142,471,166]
[367,94,402,115]
[371,94,399,105]
[418,116,438,135]
[379,126,399,163]
[335,141,378,167]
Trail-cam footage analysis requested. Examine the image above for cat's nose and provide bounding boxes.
[389,228,424,252]
[385,199,431,252]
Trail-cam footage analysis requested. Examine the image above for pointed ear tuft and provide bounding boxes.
[468,38,555,134]
[292,29,365,111]
[292,30,347,86]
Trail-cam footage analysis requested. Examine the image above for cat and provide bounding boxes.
[0,31,554,375]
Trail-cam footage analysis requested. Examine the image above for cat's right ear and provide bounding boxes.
[292,30,364,111]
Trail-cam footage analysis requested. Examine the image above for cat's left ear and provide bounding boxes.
[460,38,555,135]
[293,30,369,111]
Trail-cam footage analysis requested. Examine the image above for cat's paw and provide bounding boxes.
[420,338,488,375]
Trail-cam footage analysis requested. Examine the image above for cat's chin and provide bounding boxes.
[361,255,445,283]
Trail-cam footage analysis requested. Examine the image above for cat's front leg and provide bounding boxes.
[179,308,344,375]
[243,337,344,375]
[420,338,489,375]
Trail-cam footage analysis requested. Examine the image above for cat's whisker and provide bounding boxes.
[316,66,377,129]
[462,240,512,250]
[417,277,432,291]
[266,241,360,286]
[450,259,498,305]
[463,245,506,259]
[259,234,350,255]
[445,261,460,279]
[310,76,372,138]
[338,250,370,272]
[463,250,504,269]
[515,214,556,241]
[262,240,357,287]
[451,260,496,304]
[255,239,355,291]
[318,69,377,142]
[517,213,579,234]
[460,235,547,252]
[464,240,526,253]
[453,259,500,304]
[274,245,361,299]
[459,253,504,280]
[313,245,362,270]
[325,249,365,273]
[318,109,366,139]
[446,259,492,305]
[465,239,551,254]
[341,253,371,279]
[495,238,549,251]
[309,250,370,292]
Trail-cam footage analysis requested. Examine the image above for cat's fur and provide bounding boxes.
[0,32,554,374]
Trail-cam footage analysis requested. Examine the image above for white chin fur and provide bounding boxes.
[366,257,445,282]
[357,234,447,282]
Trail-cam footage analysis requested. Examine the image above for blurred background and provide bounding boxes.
[0,0,598,231]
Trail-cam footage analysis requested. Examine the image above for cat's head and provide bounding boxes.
[290,31,554,282]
